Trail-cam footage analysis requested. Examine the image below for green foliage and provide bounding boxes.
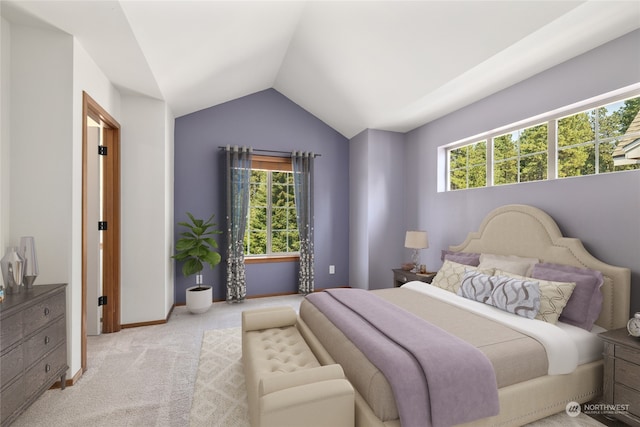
[450,95,640,190]
[172,212,222,278]
[244,169,299,255]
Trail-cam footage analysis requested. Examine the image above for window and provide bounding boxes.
[244,156,299,259]
[494,123,548,185]
[445,90,640,191]
[558,98,640,177]
[449,140,486,190]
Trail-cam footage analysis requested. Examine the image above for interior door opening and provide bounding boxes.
[82,92,121,373]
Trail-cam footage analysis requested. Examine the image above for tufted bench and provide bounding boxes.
[242,306,354,427]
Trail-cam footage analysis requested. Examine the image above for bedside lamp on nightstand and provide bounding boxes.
[405,230,428,273]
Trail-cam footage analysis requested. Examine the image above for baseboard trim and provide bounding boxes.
[121,304,175,329]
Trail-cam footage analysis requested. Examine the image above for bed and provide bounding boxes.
[297,204,631,426]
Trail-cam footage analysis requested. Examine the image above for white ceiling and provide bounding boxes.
[4,1,640,138]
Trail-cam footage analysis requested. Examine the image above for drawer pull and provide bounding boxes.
[45,364,51,373]
[45,336,50,345]
[44,307,50,316]
[402,276,407,282]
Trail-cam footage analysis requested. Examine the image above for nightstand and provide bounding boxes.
[599,327,640,426]
[392,269,436,288]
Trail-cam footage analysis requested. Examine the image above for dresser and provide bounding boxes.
[599,327,640,426]
[0,284,67,427]
[392,268,436,287]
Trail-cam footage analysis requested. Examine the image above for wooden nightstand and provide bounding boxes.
[599,327,640,426]
[392,269,436,288]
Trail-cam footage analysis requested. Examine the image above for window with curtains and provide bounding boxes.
[244,155,300,260]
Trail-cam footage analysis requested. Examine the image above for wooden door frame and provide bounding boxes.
[82,91,121,372]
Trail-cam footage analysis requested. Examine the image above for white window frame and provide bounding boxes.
[441,84,640,192]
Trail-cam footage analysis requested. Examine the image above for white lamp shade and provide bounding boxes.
[405,231,428,249]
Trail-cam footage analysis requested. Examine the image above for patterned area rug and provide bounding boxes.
[190,328,249,427]
[189,328,604,427]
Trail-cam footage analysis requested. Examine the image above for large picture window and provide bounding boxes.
[445,91,640,191]
[244,156,299,258]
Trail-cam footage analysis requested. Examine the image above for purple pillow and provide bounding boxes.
[441,250,481,267]
[531,262,604,331]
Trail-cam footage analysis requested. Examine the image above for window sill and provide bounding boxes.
[245,255,299,264]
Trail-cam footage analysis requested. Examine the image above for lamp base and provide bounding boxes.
[411,249,420,273]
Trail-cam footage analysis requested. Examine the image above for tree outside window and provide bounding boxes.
[446,93,640,191]
[244,157,300,257]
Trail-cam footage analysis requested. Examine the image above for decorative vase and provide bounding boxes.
[186,285,213,314]
[186,273,212,313]
[1,247,25,294]
[20,236,39,289]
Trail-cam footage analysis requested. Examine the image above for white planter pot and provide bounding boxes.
[186,286,212,314]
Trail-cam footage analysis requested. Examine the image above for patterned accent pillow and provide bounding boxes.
[431,260,494,293]
[495,269,576,324]
[457,270,499,303]
[488,277,541,319]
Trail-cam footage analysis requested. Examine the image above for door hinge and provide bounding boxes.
[98,296,107,306]
[98,221,108,231]
[98,145,108,155]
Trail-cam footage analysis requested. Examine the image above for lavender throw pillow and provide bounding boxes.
[441,250,481,266]
[531,263,604,331]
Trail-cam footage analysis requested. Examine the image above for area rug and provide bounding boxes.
[190,328,249,427]
[189,328,604,427]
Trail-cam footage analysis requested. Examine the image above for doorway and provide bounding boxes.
[82,92,121,372]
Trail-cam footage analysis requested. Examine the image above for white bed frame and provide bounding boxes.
[298,204,631,427]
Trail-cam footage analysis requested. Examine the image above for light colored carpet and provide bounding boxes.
[189,328,248,427]
[11,295,303,427]
[189,327,605,427]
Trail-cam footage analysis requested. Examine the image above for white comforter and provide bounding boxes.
[402,281,603,375]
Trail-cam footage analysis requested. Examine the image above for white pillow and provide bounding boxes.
[478,253,539,277]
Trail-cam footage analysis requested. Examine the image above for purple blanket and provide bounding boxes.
[306,288,499,427]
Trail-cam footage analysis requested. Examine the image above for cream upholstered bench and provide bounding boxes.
[242,306,354,427]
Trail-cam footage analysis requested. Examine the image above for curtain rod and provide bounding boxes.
[218,146,321,157]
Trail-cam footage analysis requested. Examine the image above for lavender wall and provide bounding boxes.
[404,29,640,314]
[174,89,349,303]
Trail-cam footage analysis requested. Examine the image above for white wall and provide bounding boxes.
[120,94,174,324]
[164,104,175,314]
[3,13,175,381]
[0,16,10,251]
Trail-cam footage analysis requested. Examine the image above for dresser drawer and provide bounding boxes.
[0,376,25,425]
[617,345,640,366]
[24,342,66,397]
[23,291,65,337]
[615,382,640,418]
[24,317,66,367]
[0,311,23,349]
[0,343,24,388]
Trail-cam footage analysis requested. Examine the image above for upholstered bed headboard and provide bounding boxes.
[449,204,631,330]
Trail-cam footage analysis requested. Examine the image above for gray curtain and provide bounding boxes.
[225,146,252,303]
[292,151,315,294]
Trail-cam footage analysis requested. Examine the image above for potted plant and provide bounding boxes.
[172,212,222,313]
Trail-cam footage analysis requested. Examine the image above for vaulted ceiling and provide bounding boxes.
[4,1,640,138]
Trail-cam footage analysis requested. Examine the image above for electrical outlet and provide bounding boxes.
[329,265,335,274]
